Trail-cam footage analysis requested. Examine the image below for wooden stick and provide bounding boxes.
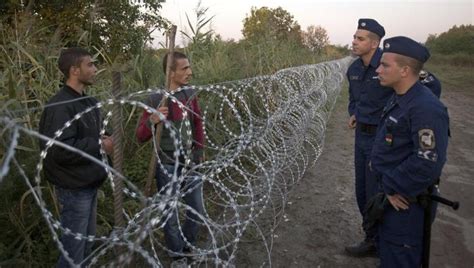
[144,25,177,197]
[111,71,124,228]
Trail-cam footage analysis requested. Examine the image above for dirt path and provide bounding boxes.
[263,90,377,268]
[237,75,474,267]
[430,78,474,268]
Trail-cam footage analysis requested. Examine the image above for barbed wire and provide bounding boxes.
[0,56,352,267]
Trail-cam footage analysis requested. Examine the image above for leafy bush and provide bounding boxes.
[425,25,474,55]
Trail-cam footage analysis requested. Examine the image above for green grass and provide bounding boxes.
[425,56,474,96]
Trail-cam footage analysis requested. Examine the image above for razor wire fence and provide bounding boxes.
[0,56,352,267]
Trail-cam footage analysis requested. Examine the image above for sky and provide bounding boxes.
[152,0,473,48]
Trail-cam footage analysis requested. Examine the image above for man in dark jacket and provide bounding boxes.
[372,36,449,267]
[346,18,393,257]
[39,47,113,267]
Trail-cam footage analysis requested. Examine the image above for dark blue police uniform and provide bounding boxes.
[371,37,450,267]
[347,19,393,241]
[420,70,442,98]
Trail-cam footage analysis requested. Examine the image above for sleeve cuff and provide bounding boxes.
[192,148,204,163]
[382,178,396,195]
[146,118,154,130]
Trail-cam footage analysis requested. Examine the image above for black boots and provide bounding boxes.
[344,239,377,257]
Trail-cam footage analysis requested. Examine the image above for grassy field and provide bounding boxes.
[425,59,474,97]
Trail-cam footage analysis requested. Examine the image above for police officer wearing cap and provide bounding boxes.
[371,36,449,267]
[345,18,393,257]
[419,70,442,98]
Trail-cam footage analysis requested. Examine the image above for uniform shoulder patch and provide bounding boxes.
[417,149,438,162]
[419,129,436,150]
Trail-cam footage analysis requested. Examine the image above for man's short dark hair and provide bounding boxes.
[395,54,424,75]
[367,31,381,42]
[162,51,188,75]
[58,47,92,79]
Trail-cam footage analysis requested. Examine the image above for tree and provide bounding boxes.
[302,25,330,53]
[425,24,474,55]
[0,0,168,61]
[242,6,302,43]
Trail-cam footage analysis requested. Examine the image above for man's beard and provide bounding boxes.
[79,78,94,86]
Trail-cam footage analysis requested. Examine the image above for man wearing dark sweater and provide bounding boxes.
[39,47,113,267]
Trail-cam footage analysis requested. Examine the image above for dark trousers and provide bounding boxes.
[379,238,422,268]
[56,186,98,267]
[354,126,378,239]
[378,188,440,267]
[155,163,204,257]
[378,204,424,268]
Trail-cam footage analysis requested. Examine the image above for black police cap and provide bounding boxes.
[358,18,385,38]
[383,36,430,63]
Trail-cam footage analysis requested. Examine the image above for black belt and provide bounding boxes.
[359,123,378,135]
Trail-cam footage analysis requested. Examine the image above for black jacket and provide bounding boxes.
[38,85,107,189]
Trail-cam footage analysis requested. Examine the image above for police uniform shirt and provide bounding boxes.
[371,81,449,198]
[347,48,394,125]
[420,71,442,98]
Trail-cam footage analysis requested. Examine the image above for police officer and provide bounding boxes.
[419,70,442,98]
[345,18,393,257]
[371,36,449,267]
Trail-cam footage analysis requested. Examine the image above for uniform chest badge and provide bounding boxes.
[350,75,359,80]
[385,133,393,146]
[419,129,436,150]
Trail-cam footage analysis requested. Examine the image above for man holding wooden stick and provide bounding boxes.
[136,51,205,267]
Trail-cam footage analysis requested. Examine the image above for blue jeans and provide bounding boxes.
[56,186,98,268]
[156,164,204,257]
[354,127,378,239]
